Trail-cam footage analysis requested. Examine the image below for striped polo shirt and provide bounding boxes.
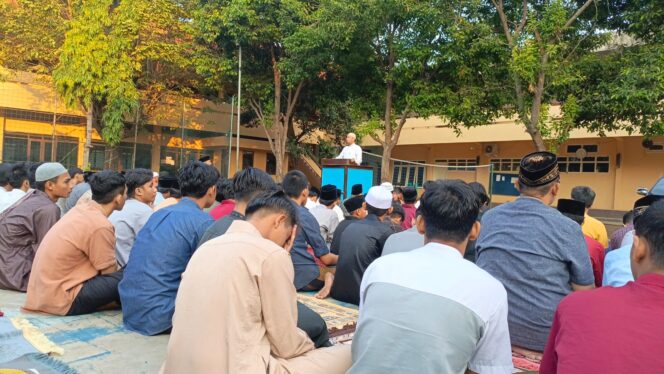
[349,242,514,374]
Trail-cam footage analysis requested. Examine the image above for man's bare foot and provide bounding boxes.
[315,273,334,299]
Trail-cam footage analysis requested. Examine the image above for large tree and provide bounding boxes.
[193,0,347,179]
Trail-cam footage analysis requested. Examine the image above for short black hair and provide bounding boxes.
[215,178,234,202]
[390,202,405,220]
[232,167,276,202]
[68,167,84,178]
[422,180,436,191]
[124,168,153,199]
[366,205,389,217]
[571,186,596,208]
[8,163,29,189]
[623,210,634,225]
[282,170,309,198]
[245,190,299,227]
[402,186,418,204]
[419,180,480,243]
[469,182,489,206]
[0,163,12,186]
[634,200,664,267]
[393,186,403,195]
[89,170,126,204]
[309,186,320,198]
[28,162,42,189]
[177,161,220,198]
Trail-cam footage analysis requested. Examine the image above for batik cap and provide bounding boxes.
[633,195,664,223]
[519,151,560,187]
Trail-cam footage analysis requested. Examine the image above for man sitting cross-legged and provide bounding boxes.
[541,199,664,373]
[24,170,126,316]
[349,180,513,373]
[119,161,218,335]
[162,191,351,374]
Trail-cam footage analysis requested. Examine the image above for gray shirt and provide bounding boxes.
[476,197,594,351]
[309,205,339,245]
[381,226,425,257]
[109,199,153,267]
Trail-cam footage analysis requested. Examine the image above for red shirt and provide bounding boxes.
[540,273,664,373]
[209,200,236,221]
[585,235,605,287]
[401,203,417,230]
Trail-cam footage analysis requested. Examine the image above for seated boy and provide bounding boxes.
[23,171,126,316]
[349,180,513,373]
[162,191,350,373]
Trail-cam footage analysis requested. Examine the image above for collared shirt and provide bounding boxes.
[0,190,60,291]
[109,199,153,267]
[310,205,339,244]
[608,224,633,251]
[350,243,513,374]
[198,210,245,247]
[541,273,664,373]
[305,198,319,210]
[163,220,315,373]
[603,230,635,287]
[585,235,605,288]
[119,198,213,335]
[0,189,26,213]
[333,205,346,222]
[291,204,330,290]
[209,199,236,220]
[476,197,594,351]
[400,203,417,230]
[330,216,359,255]
[330,214,393,305]
[582,214,608,248]
[336,143,362,165]
[381,226,425,257]
[24,201,116,315]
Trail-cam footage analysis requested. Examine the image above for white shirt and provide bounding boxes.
[336,143,362,165]
[0,189,27,213]
[350,242,513,374]
[305,198,319,210]
[333,205,345,222]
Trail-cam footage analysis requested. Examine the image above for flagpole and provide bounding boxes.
[235,45,242,172]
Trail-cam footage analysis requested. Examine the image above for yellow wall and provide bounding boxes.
[388,136,664,211]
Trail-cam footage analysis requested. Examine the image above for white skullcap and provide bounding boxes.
[380,182,394,192]
[365,186,393,209]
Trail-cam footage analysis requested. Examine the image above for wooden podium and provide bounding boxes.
[321,159,375,199]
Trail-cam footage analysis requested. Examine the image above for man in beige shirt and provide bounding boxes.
[163,190,350,374]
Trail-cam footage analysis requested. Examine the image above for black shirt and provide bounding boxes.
[198,211,245,248]
[330,214,393,305]
[330,216,360,255]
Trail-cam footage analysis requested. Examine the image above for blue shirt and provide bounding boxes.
[291,203,330,290]
[476,197,594,351]
[119,198,213,335]
[603,231,635,287]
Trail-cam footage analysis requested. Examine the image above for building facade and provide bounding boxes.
[0,69,277,178]
[362,113,664,212]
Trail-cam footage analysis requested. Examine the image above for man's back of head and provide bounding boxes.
[8,163,30,191]
[571,186,596,210]
[632,200,664,279]
[232,167,276,203]
[418,180,480,248]
[89,170,127,213]
[178,161,220,207]
[282,170,309,203]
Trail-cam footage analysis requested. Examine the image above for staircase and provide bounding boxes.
[292,154,322,189]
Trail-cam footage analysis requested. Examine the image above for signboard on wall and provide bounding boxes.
[491,173,519,197]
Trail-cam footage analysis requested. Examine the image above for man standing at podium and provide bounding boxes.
[336,133,362,165]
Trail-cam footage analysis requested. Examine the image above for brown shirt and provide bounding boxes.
[23,200,116,315]
[0,190,60,291]
[162,220,314,374]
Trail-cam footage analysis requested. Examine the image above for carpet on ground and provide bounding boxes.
[296,293,358,344]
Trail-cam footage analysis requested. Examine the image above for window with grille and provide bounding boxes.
[392,161,425,187]
[435,159,478,171]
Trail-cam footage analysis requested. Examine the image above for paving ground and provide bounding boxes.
[0,290,168,373]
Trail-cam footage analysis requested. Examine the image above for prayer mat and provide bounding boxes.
[511,346,541,372]
[0,318,64,363]
[0,353,77,374]
[296,293,358,344]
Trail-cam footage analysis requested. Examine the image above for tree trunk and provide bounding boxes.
[380,144,392,183]
[275,153,285,181]
[83,105,93,169]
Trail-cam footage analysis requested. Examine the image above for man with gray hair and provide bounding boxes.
[571,185,608,248]
[336,133,362,165]
[0,162,72,291]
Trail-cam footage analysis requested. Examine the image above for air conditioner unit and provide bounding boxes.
[645,143,664,153]
[484,143,499,156]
